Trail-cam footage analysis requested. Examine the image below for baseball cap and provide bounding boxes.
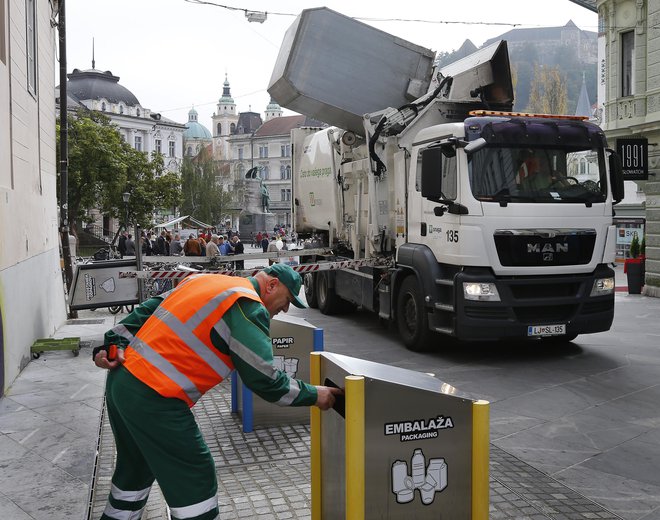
[263,263,306,308]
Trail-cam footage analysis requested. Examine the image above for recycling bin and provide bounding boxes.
[231,314,323,432]
[310,352,489,520]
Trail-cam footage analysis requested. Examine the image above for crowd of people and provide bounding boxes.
[116,226,304,264]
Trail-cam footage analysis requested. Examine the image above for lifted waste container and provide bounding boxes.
[232,314,323,432]
[310,352,489,520]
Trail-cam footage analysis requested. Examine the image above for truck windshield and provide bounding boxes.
[468,146,607,203]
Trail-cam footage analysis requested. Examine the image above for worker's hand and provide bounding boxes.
[314,386,343,411]
[93,346,125,370]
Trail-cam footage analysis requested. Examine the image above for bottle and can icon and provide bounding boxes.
[391,449,448,506]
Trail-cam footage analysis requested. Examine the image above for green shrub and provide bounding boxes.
[629,233,641,258]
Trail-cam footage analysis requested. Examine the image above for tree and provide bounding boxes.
[180,146,233,226]
[57,110,181,234]
[526,65,568,115]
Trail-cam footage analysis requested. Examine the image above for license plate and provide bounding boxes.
[527,324,566,337]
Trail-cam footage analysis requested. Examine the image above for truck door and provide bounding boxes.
[411,144,461,260]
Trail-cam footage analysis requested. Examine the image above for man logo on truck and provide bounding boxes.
[527,242,568,254]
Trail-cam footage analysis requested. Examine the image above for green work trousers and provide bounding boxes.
[100,366,218,520]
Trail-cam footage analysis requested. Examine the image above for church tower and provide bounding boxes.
[211,74,239,160]
[264,97,283,121]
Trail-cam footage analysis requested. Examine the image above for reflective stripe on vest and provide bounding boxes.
[123,275,261,406]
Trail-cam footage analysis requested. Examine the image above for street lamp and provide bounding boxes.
[122,192,130,231]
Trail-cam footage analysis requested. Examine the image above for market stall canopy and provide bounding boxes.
[155,215,213,229]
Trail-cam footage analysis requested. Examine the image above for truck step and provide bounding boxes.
[434,302,455,312]
[433,326,454,335]
[435,278,454,286]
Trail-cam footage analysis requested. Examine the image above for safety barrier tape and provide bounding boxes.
[119,257,391,279]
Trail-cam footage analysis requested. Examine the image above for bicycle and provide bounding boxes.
[108,304,135,315]
[91,246,121,261]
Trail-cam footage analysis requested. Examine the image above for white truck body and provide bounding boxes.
[271,8,623,350]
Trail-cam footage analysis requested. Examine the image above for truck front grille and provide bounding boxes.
[494,229,596,267]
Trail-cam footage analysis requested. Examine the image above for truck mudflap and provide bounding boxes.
[452,264,615,341]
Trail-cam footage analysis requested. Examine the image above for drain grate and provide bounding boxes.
[65,319,106,325]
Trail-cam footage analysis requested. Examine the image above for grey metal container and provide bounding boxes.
[268,7,435,134]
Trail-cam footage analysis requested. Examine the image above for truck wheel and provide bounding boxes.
[316,271,342,315]
[303,273,319,309]
[396,276,432,351]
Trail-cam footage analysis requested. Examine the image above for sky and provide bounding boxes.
[63,0,598,130]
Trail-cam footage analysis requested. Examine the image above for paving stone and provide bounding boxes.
[86,380,624,519]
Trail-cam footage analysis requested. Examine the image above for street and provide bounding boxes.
[286,290,660,519]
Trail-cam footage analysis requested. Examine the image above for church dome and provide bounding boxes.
[184,107,212,139]
[67,68,140,106]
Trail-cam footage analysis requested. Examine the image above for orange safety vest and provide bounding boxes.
[122,274,262,407]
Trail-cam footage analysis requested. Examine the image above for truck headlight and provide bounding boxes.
[463,282,501,301]
[590,277,615,296]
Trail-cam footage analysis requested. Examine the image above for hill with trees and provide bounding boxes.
[436,21,597,115]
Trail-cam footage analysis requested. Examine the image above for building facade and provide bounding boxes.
[593,0,660,294]
[59,66,186,231]
[227,114,325,228]
[0,0,67,394]
[205,77,327,230]
[65,67,185,174]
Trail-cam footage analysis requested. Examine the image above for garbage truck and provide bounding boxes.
[268,7,625,351]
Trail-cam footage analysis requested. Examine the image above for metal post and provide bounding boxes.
[57,0,77,318]
[135,223,144,302]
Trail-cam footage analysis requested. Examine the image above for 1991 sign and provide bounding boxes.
[617,138,648,180]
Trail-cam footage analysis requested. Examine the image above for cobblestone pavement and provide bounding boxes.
[90,381,621,519]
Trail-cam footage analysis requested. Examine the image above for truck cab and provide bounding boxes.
[395,111,623,345]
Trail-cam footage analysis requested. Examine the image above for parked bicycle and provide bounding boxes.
[108,304,134,315]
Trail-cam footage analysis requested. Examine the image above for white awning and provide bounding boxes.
[155,215,213,229]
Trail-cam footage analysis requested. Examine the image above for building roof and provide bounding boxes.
[66,68,141,106]
[183,107,212,139]
[253,115,326,137]
[234,112,263,135]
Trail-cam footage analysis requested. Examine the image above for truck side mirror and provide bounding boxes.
[421,147,443,200]
[607,150,625,204]
[464,137,487,154]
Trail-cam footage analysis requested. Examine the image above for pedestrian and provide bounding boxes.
[222,235,234,256]
[92,264,342,519]
[184,234,202,256]
[267,235,279,266]
[206,234,220,257]
[261,232,269,253]
[231,235,245,270]
[118,231,128,258]
[170,234,183,256]
[256,231,262,249]
[156,230,168,255]
[198,236,207,256]
[143,232,154,256]
[125,234,136,256]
